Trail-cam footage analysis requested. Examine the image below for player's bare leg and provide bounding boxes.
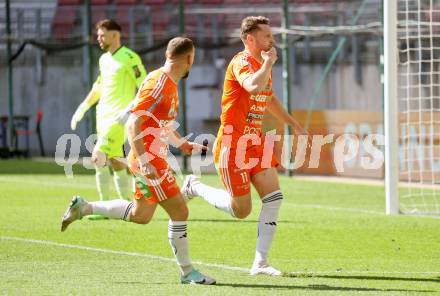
[183,175,240,218]
[160,194,216,285]
[230,193,252,219]
[61,194,156,231]
[250,167,283,276]
[185,171,282,276]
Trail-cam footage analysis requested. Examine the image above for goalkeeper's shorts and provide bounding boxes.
[95,123,125,159]
[129,156,180,204]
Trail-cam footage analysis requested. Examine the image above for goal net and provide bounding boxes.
[389,0,440,215]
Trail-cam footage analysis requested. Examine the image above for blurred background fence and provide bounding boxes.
[1,0,384,177]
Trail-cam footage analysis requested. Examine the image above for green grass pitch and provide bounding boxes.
[0,159,439,295]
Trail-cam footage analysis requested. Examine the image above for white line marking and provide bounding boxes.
[285,203,384,215]
[1,176,439,219]
[285,204,440,219]
[2,236,439,276]
[287,271,440,275]
[0,236,248,273]
[0,177,96,189]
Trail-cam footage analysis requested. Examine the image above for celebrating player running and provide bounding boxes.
[62,37,215,285]
[182,16,308,276]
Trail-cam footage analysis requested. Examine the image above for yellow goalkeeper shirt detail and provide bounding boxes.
[93,46,146,128]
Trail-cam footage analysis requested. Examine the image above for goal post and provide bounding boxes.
[385,0,440,216]
[384,0,399,215]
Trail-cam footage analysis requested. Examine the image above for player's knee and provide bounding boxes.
[231,197,252,219]
[130,214,152,225]
[129,208,152,224]
[233,206,251,219]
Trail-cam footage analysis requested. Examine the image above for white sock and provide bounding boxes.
[192,182,235,217]
[96,166,111,201]
[113,169,131,200]
[168,220,192,276]
[255,190,283,265]
[91,199,133,221]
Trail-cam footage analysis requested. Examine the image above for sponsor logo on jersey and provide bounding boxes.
[246,112,264,122]
[133,65,141,78]
[250,94,268,102]
[243,125,262,135]
[250,104,266,112]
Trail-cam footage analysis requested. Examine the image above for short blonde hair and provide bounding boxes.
[240,16,270,40]
[166,37,194,58]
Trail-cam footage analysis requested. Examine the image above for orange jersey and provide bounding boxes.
[215,51,273,152]
[213,51,277,196]
[128,69,181,203]
[130,69,179,160]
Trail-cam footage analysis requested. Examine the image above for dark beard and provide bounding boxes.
[100,44,109,51]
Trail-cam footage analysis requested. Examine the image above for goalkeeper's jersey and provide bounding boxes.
[93,46,146,129]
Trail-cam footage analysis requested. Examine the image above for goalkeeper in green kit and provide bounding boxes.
[71,19,146,201]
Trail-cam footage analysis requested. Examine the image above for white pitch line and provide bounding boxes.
[0,177,96,189]
[0,236,248,273]
[285,203,384,215]
[284,204,440,219]
[1,177,440,219]
[287,271,440,275]
[2,236,439,276]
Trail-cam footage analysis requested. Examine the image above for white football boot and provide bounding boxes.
[250,261,283,276]
[180,175,200,202]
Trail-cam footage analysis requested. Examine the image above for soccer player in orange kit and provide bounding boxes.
[182,16,307,276]
[61,37,215,285]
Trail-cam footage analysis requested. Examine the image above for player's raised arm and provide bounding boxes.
[240,47,277,95]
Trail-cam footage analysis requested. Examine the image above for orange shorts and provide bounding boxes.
[215,144,279,197]
[129,157,180,204]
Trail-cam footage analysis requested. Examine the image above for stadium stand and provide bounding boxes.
[92,7,108,26]
[52,6,77,39]
[199,0,223,4]
[114,0,138,4]
[115,5,132,36]
[58,0,82,5]
[143,0,167,6]
[91,0,110,4]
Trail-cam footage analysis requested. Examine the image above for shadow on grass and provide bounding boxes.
[215,283,433,293]
[310,274,440,284]
[157,218,300,224]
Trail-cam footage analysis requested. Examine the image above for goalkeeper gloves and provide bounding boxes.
[114,104,133,125]
[115,98,140,125]
[71,101,92,130]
